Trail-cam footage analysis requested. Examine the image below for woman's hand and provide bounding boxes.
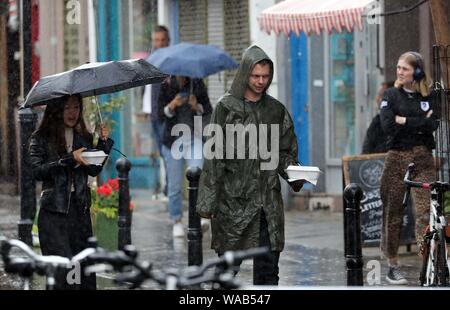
[395,115,406,125]
[188,94,199,111]
[73,147,89,166]
[99,124,109,140]
[169,94,186,111]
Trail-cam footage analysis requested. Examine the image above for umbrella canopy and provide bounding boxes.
[21,58,168,109]
[146,43,238,78]
[258,0,375,36]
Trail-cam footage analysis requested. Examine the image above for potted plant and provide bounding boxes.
[90,178,134,250]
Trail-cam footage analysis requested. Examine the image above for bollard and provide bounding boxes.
[343,183,364,286]
[17,108,37,246]
[17,0,35,247]
[186,166,202,266]
[116,158,132,250]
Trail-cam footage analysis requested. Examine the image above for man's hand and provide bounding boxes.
[289,179,306,192]
[198,212,215,219]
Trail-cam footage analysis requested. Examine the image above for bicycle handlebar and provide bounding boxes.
[402,162,450,208]
[0,237,73,285]
[403,163,431,189]
[1,237,71,269]
[1,235,269,290]
[113,246,269,289]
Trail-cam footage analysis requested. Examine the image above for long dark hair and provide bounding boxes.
[36,95,93,155]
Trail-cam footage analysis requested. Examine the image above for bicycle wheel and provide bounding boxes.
[421,235,439,286]
[436,229,449,286]
[419,240,430,286]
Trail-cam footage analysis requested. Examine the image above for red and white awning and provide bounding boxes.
[258,0,376,36]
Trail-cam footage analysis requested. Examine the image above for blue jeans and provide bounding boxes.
[161,136,203,222]
[151,119,165,154]
[152,119,168,195]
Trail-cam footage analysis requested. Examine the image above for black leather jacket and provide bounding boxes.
[29,130,114,214]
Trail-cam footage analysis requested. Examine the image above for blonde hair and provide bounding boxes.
[394,51,432,97]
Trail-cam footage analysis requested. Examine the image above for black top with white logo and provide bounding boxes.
[380,87,439,151]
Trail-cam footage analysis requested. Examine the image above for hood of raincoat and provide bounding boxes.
[229,45,274,101]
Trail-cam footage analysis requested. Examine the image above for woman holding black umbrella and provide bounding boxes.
[29,95,114,290]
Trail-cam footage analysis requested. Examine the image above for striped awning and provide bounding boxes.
[258,0,376,36]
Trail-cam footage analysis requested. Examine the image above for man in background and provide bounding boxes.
[143,25,170,197]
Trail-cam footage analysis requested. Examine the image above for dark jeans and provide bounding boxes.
[38,195,96,290]
[219,210,280,286]
[253,210,280,285]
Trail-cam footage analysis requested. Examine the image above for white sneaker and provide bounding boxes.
[201,218,210,233]
[173,223,185,238]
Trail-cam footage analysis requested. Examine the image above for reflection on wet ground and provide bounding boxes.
[0,191,425,289]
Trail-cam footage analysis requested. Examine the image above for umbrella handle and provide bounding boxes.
[94,96,107,141]
[94,96,104,125]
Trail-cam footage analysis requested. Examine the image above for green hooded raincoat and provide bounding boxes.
[196,46,299,253]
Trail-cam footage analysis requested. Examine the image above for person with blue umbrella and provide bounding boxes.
[158,75,212,237]
[148,42,237,238]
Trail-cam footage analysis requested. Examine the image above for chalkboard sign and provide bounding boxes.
[342,154,415,247]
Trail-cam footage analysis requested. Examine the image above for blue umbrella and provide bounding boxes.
[146,43,238,78]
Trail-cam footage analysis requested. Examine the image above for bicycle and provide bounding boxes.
[0,236,140,290]
[90,246,269,290]
[0,236,72,290]
[1,235,268,290]
[403,163,450,286]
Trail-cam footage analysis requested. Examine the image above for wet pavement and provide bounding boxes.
[0,190,426,289]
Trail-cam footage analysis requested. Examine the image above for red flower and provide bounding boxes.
[108,178,119,191]
[97,184,113,196]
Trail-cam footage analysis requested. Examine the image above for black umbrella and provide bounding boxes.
[20,59,168,119]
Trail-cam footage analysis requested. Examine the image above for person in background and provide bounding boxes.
[380,51,438,285]
[142,25,170,197]
[158,75,212,237]
[362,81,394,154]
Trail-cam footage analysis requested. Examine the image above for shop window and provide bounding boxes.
[329,31,355,158]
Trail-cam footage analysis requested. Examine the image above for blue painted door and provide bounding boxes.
[96,0,122,179]
[290,33,309,166]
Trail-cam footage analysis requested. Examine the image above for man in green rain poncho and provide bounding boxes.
[197,45,304,285]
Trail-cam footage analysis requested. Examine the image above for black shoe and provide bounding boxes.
[386,266,408,285]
